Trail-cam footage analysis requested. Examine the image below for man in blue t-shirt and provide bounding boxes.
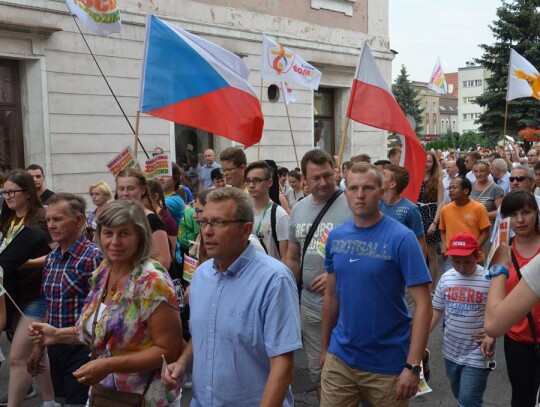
[380,164,427,258]
[320,162,432,406]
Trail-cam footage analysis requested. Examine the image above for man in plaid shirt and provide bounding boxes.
[38,193,102,406]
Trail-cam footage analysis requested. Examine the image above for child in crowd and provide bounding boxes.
[430,233,495,407]
[210,168,226,189]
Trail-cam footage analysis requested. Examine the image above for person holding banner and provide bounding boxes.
[29,200,183,407]
[493,189,540,407]
[115,168,171,270]
[0,170,55,407]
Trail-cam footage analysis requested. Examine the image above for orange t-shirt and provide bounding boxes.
[506,241,540,344]
[439,200,491,261]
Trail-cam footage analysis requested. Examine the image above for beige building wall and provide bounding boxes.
[0,0,392,197]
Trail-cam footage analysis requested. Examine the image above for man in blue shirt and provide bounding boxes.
[198,149,220,191]
[321,163,432,406]
[380,164,427,258]
[163,187,301,406]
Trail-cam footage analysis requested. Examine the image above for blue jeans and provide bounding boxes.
[444,358,490,407]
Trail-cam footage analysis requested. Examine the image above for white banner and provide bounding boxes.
[507,49,540,101]
[281,81,297,104]
[66,0,121,36]
[261,34,321,90]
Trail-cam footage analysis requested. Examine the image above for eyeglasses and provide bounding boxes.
[194,208,203,217]
[221,167,239,174]
[244,178,269,185]
[509,176,531,182]
[196,219,246,229]
[1,189,26,198]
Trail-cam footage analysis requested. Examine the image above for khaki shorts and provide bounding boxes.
[321,353,409,407]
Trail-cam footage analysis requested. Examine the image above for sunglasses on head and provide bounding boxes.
[509,176,530,182]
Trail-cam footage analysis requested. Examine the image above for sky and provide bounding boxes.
[388,0,500,83]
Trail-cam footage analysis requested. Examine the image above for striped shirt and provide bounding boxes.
[43,235,103,328]
[432,265,492,368]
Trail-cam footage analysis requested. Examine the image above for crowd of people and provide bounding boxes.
[0,141,539,407]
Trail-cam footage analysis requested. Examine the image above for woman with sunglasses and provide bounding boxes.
[0,170,56,407]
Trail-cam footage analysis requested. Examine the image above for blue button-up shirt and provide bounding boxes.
[199,162,221,190]
[189,243,301,407]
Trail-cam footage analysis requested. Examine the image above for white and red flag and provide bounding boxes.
[346,43,425,203]
[281,81,297,104]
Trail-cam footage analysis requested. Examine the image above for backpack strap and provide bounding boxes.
[271,202,280,257]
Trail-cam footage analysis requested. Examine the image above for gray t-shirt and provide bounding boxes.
[289,192,352,311]
[470,182,504,214]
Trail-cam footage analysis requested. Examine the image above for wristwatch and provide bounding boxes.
[405,362,422,375]
[485,264,510,280]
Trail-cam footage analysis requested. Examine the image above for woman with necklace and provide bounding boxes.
[0,170,55,407]
[492,190,540,407]
[29,200,183,406]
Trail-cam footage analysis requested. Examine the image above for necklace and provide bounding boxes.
[109,269,130,294]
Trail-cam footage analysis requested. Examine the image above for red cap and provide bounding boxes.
[446,233,479,256]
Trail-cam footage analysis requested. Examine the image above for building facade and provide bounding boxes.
[458,62,490,133]
[0,0,392,197]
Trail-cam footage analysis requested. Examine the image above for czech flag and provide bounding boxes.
[346,43,425,203]
[140,15,264,148]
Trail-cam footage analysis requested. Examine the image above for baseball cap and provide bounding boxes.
[446,233,479,257]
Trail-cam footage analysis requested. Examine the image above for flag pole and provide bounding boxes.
[503,100,509,138]
[1,287,32,326]
[337,118,351,167]
[134,111,141,157]
[257,77,264,160]
[72,16,150,159]
[284,102,299,168]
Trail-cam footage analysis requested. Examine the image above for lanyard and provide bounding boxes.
[6,217,24,245]
[255,201,272,236]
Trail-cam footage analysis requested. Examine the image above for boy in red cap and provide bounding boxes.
[430,232,495,407]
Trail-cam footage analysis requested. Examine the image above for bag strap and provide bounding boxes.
[271,202,280,257]
[510,249,540,357]
[300,189,343,273]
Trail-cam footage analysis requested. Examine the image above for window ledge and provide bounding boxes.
[311,0,356,16]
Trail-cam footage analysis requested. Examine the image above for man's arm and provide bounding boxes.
[260,352,294,407]
[278,240,289,263]
[320,271,338,366]
[395,283,432,400]
[162,339,193,389]
[284,241,301,283]
[477,227,490,248]
[417,236,427,259]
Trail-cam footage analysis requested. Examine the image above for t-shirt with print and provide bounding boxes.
[379,198,425,238]
[253,202,289,260]
[439,200,491,261]
[289,192,352,311]
[432,265,492,368]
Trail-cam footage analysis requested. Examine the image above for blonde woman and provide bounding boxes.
[87,181,112,240]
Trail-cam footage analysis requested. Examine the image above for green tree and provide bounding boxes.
[475,0,540,144]
[393,65,424,135]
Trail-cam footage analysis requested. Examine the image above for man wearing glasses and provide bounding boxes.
[245,161,289,261]
[219,147,247,190]
[163,187,301,406]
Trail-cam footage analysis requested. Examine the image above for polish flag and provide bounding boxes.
[346,43,426,203]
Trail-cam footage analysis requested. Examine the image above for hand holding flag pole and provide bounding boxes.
[0,283,32,326]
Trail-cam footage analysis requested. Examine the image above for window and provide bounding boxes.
[432,101,436,112]
[463,79,482,87]
[462,113,482,120]
[463,96,476,104]
[174,124,214,193]
[440,106,446,111]
[441,119,445,133]
[426,101,429,113]
[452,120,456,130]
[0,59,24,172]
[313,89,335,155]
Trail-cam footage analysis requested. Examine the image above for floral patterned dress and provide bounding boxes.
[77,260,181,406]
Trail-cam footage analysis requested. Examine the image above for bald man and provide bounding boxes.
[443,160,459,204]
[198,149,221,191]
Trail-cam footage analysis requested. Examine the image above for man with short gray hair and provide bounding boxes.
[164,187,301,406]
[491,158,510,195]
